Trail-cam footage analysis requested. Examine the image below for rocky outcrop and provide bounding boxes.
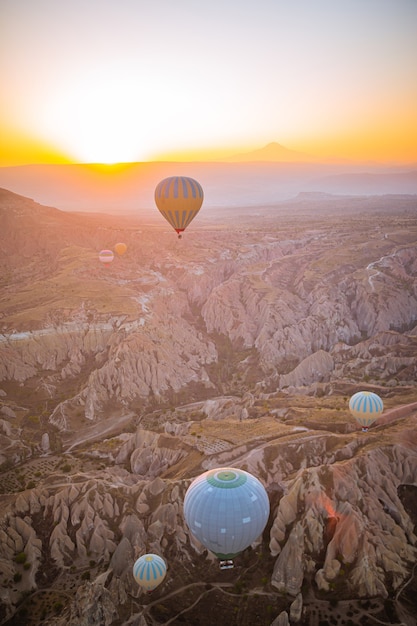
[1,421,416,622]
[331,330,417,384]
[271,521,305,595]
[269,444,417,597]
[0,323,117,383]
[115,428,191,477]
[79,318,217,421]
[62,578,119,626]
[279,350,334,389]
[271,611,289,626]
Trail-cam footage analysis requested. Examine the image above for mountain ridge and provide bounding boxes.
[223,141,314,162]
[0,159,416,213]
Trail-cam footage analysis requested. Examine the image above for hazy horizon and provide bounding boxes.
[2,139,417,169]
[1,157,417,215]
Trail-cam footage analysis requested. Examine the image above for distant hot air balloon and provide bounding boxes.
[349,391,384,431]
[133,554,167,592]
[154,176,203,238]
[98,249,114,266]
[183,467,270,568]
[114,242,127,256]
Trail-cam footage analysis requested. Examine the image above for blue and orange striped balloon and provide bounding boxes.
[133,554,167,592]
[349,391,384,429]
[154,176,203,237]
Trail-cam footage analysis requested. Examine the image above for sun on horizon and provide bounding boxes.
[1,1,417,168]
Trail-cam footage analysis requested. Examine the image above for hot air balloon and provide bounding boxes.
[183,467,270,569]
[154,176,203,238]
[98,249,114,266]
[133,554,167,592]
[114,242,127,256]
[349,391,384,431]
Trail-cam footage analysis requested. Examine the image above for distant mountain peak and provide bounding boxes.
[224,141,314,162]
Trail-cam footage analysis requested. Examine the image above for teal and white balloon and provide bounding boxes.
[133,554,167,592]
[349,391,384,429]
[183,467,270,560]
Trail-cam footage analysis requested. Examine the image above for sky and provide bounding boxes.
[1,0,417,166]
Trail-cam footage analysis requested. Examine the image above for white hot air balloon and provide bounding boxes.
[133,554,167,592]
[349,391,384,431]
[183,467,270,569]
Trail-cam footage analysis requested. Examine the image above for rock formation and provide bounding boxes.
[0,189,416,625]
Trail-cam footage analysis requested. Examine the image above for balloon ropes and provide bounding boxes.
[98,249,114,266]
[183,467,270,569]
[349,391,384,431]
[114,242,127,256]
[133,554,167,592]
[154,176,204,238]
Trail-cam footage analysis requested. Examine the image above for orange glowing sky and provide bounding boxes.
[1,0,417,166]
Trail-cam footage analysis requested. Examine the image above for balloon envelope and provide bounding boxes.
[114,242,127,255]
[98,249,114,264]
[154,176,203,236]
[183,467,270,560]
[133,554,167,592]
[349,391,384,428]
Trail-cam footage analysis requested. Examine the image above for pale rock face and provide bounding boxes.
[201,396,245,420]
[271,611,290,626]
[270,491,298,553]
[119,514,147,552]
[289,593,303,622]
[271,522,305,595]
[41,432,50,452]
[279,350,334,389]
[1,406,16,419]
[109,536,134,577]
[117,428,190,480]
[0,418,13,435]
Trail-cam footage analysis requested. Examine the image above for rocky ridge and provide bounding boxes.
[0,189,417,625]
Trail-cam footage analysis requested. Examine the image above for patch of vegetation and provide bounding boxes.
[15,552,27,565]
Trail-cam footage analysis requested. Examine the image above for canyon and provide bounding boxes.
[0,188,416,625]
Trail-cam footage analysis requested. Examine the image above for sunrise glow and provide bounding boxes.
[1,0,416,166]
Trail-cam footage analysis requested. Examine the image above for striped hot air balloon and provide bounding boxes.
[98,249,114,266]
[133,554,167,592]
[183,467,270,568]
[349,391,384,431]
[154,176,203,238]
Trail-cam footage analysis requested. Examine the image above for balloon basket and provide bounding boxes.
[219,560,234,570]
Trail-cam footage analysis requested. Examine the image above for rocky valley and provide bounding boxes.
[0,188,417,625]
